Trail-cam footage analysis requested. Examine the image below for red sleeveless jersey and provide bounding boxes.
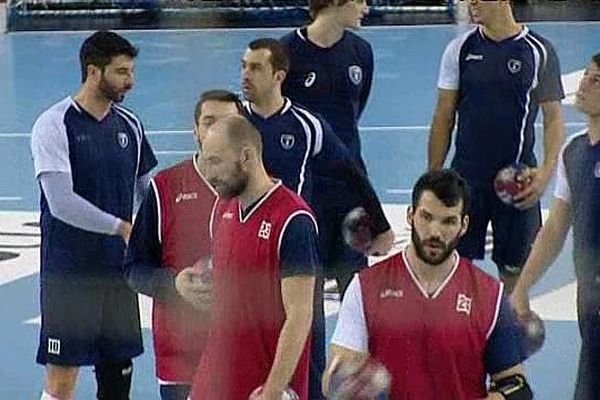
[190,182,313,400]
[151,158,217,382]
[359,250,503,399]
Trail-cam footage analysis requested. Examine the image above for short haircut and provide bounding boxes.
[412,169,470,216]
[193,89,243,124]
[79,31,138,83]
[214,114,263,157]
[593,52,600,68]
[308,0,351,19]
[248,38,290,73]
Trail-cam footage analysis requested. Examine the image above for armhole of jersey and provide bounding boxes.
[277,210,318,261]
[485,282,504,341]
[209,198,219,240]
[149,179,162,244]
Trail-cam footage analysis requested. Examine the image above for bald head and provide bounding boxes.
[207,114,263,156]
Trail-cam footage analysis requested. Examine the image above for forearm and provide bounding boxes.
[428,111,455,170]
[40,172,122,235]
[124,259,179,302]
[263,310,313,393]
[541,111,564,172]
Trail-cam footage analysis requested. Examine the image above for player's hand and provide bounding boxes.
[117,220,132,244]
[510,288,532,320]
[513,166,551,210]
[368,229,394,256]
[174,267,212,311]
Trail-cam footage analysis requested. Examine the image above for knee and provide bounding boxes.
[44,364,79,399]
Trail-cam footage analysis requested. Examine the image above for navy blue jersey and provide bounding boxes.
[242,98,351,203]
[281,28,374,163]
[438,26,564,183]
[555,132,600,283]
[31,97,157,278]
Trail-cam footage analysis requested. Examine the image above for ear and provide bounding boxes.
[459,214,469,237]
[86,64,101,83]
[274,70,287,84]
[406,205,414,226]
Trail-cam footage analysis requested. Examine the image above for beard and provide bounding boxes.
[411,227,461,266]
[99,74,130,103]
[211,162,248,199]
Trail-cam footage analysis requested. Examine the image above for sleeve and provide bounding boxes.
[331,275,369,353]
[134,171,153,215]
[358,42,374,118]
[30,111,71,177]
[484,296,527,375]
[279,212,319,278]
[532,38,565,103]
[40,172,122,235]
[137,130,158,177]
[553,142,571,203]
[437,37,462,90]
[313,117,352,161]
[124,181,180,302]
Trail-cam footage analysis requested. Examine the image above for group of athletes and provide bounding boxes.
[29,0,600,399]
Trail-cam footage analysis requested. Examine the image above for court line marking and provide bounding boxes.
[0,121,587,138]
[0,197,23,201]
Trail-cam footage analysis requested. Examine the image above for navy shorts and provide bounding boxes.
[36,275,143,366]
[457,183,541,274]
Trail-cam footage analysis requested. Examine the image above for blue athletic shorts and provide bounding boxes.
[36,275,143,366]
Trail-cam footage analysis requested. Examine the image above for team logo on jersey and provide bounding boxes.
[455,293,472,315]
[348,65,363,85]
[507,58,522,74]
[280,134,296,150]
[595,162,600,178]
[48,338,61,355]
[379,288,403,299]
[117,132,129,149]
[304,72,317,87]
[258,220,272,240]
[175,192,198,203]
[222,212,234,220]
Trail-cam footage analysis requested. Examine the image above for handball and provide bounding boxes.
[191,257,213,285]
[248,386,299,400]
[342,207,373,253]
[328,358,391,400]
[520,311,546,357]
[493,163,532,206]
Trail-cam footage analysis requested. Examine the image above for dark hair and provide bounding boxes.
[308,0,351,19]
[412,169,470,216]
[79,31,138,83]
[248,38,290,73]
[194,90,243,124]
[593,53,600,68]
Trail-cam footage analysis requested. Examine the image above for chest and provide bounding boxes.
[251,114,312,168]
[66,115,138,179]
[288,45,367,100]
[460,41,537,93]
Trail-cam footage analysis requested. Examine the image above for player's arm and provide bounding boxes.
[124,182,180,302]
[428,37,461,171]
[357,43,374,117]
[261,214,317,398]
[484,297,532,399]
[314,122,393,255]
[428,88,458,170]
[323,275,370,395]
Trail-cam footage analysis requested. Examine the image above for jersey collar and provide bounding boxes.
[401,248,460,300]
[238,179,282,223]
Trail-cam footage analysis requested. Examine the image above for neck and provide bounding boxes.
[238,169,275,210]
[307,15,345,48]
[589,115,600,145]
[481,15,521,42]
[251,92,285,118]
[405,245,456,289]
[73,86,112,120]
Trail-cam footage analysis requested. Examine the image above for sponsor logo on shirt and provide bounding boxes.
[117,132,129,149]
[379,288,403,299]
[456,293,472,315]
[175,192,198,203]
[304,72,317,87]
[222,212,234,220]
[258,220,272,240]
[348,65,363,85]
[280,134,296,150]
[507,58,522,74]
[465,53,484,61]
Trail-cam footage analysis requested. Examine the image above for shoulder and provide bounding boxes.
[345,30,372,52]
[33,97,73,131]
[359,252,403,282]
[280,29,300,46]
[154,158,192,182]
[445,27,479,54]
[460,257,502,289]
[112,104,144,131]
[562,130,589,159]
[276,184,313,212]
